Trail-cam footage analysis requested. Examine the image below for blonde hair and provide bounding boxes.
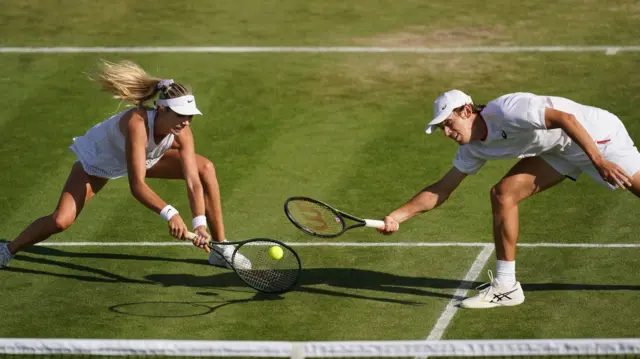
[92,60,192,106]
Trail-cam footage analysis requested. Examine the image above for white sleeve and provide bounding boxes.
[526,96,548,129]
[453,146,486,175]
[500,94,548,130]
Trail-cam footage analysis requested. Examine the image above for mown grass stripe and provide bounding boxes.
[36,242,640,248]
[1,46,640,54]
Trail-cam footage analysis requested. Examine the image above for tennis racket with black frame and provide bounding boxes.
[185,232,301,294]
[284,196,388,238]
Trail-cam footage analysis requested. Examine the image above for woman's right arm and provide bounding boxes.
[379,166,468,234]
[122,109,189,239]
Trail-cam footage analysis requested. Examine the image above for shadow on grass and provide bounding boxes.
[1,238,205,284]
[144,267,640,304]
[145,268,454,304]
[4,241,640,305]
[109,292,282,318]
[17,243,204,265]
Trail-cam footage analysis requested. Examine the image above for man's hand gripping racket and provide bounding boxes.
[284,196,394,238]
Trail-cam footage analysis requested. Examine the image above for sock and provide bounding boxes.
[496,260,516,287]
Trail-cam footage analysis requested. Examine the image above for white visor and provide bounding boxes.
[155,95,202,116]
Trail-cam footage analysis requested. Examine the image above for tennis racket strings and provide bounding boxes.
[233,241,300,293]
[285,199,344,236]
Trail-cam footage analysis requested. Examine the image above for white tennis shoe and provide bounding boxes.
[208,241,252,270]
[0,244,13,268]
[459,270,525,309]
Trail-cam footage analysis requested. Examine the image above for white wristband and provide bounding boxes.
[160,205,179,221]
[192,215,207,229]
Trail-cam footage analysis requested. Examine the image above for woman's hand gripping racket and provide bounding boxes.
[185,232,301,294]
[284,196,389,238]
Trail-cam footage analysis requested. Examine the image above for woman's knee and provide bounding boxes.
[50,210,75,232]
[199,158,217,180]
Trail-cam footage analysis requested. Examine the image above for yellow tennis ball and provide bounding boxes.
[268,245,284,260]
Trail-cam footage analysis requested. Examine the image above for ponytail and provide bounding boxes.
[91,60,191,106]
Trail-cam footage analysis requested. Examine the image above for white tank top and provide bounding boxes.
[69,108,175,179]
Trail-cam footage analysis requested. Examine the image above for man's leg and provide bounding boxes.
[491,157,566,262]
[461,156,565,309]
[629,171,640,198]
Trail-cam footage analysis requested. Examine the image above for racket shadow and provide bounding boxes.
[108,292,281,318]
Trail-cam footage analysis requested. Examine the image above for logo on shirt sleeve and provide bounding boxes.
[501,130,508,139]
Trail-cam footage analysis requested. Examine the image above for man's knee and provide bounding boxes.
[628,170,640,198]
[490,181,523,209]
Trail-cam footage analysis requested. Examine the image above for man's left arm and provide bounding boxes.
[544,108,631,188]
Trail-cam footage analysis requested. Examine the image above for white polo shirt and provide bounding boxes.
[453,92,606,174]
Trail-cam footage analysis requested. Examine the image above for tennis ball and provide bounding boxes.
[268,245,284,260]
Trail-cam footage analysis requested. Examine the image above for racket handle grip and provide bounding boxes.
[364,219,386,228]
[184,231,213,246]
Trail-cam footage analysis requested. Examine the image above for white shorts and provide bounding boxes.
[540,111,640,190]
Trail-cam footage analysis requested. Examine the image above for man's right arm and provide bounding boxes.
[379,166,467,234]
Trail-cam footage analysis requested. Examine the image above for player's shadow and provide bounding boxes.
[0,239,206,285]
[4,240,639,303]
[140,269,437,304]
[145,267,640,304]
[144,269,445,305]
[16,243,203,265]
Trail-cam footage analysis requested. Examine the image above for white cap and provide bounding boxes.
[155,95,202,116]
[425,89,473,134]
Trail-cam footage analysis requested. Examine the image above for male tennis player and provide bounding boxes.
[0,60,244,270]
[378,89,640,308]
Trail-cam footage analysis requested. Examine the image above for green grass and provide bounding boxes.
[0,0,639,344]
[1,0,640,46]
[446,248,640,339]
[1,246,482,340]
[1,53,639,245]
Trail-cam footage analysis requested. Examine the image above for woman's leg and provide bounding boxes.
[7,162,108,255]
[146,150,226,242]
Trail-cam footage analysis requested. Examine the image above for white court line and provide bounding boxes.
[35,242,640,248]
[1,46,640,54]
[517,242,640,248]
[425,244,495,341]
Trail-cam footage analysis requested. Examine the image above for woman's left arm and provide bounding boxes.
[174,127,208,231]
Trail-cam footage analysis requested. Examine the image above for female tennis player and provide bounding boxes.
[0,60,237,269]
[378,90,640,308]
